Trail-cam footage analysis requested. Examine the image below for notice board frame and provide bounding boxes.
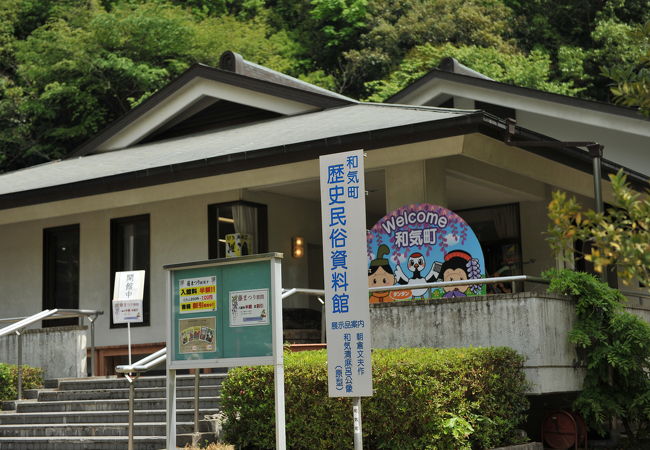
[165,252,283,370]
[164,253,285,449]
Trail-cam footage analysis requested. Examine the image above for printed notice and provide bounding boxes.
[179,276,217,313]
[179,317,216,353]
[112,299,143,324]
[229,289,269,327]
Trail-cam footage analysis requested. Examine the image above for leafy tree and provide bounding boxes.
[340,0,516,95]
[546,269,650,444]
[603,19,650,116]
[0,1,301,172]
[503,0,650,101]
[365,43,583,102]
[547,170,650,288]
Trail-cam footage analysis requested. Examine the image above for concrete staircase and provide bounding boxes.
[0,373,225,449]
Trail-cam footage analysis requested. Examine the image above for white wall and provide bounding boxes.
[0,189,323,348]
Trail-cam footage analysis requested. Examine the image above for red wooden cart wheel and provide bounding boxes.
[542,410,578,449]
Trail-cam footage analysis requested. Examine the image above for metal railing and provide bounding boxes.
[112,274,549,378]
[110,275,550,449]
[115,349,168,450]
[0,308,103,399]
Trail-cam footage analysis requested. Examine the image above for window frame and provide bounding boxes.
[207,201,268,259]
[110,214,150,328]
[42,224,80,327]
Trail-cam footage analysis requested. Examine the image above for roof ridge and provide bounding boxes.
[219,51,355,103]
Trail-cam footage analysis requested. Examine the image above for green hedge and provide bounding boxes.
[0,363,44,400]
[221,347,529,449]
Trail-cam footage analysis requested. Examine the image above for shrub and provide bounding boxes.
[546,269,650,444]
[221,347,529,449]
[0,363,44,400]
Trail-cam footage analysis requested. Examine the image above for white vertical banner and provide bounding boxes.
[319,149,373,397]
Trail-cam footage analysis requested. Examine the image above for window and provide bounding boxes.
[110,215,150,327]
[457,203,522,283]
[208,201,267,259]
[43,225,80,327]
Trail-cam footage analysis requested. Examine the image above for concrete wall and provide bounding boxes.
[370,292,584,395]
[0,326,87,379]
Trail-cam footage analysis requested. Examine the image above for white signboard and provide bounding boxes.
[112,270,145,324]
[229,288,269,327]
[319,149,373,397]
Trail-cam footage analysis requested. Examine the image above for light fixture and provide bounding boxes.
[292,236,304,258]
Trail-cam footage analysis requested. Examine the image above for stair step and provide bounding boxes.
[0,408,221,425]
[16,397,220,413]
[0,374,225,447]
[0,435,167,450]
[0,421,215,437]
[56,374,225,391]
[0,433,211,450]
[37,385,220,401]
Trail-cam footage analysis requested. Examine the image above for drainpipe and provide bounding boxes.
[587,143,605,214]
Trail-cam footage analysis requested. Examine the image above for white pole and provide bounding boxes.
[271,257,286,450]
[353,397,363,450]
[166,368,177,449]
[127,322,132,367]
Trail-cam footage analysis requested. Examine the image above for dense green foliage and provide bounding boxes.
[221,347,529,449]
[546,269,650,445]
[0,363,44,400]
[0,0,648,173]
[547,170,650,287]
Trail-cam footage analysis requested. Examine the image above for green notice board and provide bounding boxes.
[165,253,282,370]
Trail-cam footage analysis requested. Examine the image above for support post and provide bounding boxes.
[89,315,97,377]
[353,397,363,450]
[192,369,200,446]
[588,144,604,214]
[166,368,177,450]
[128,379,135,450]
[16,331,22,400]
[127,322,132,367]
[272,257,286,450]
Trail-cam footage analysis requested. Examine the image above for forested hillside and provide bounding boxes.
[0,0,648,172]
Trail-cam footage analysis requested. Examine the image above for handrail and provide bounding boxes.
[282,275,549,299]
[0,309,58,337]
[0,308,103,399]
[116,275,547,374]
[621,289,650,301]
[115,347,167,374]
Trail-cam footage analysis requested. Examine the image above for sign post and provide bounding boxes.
[112,270,145,365]
[112,270,145,450]
[319,149,372,449]
[164,253,284,450]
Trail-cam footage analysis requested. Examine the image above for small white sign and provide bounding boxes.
[113,270,145,324]
[113,270,145,301]
[229,289,269,327]
[113,299,143,324]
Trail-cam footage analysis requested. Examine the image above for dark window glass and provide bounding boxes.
[457,203,522,292]
[208,201,267,259]
[43,225,80,327]
[110,215,150,327]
